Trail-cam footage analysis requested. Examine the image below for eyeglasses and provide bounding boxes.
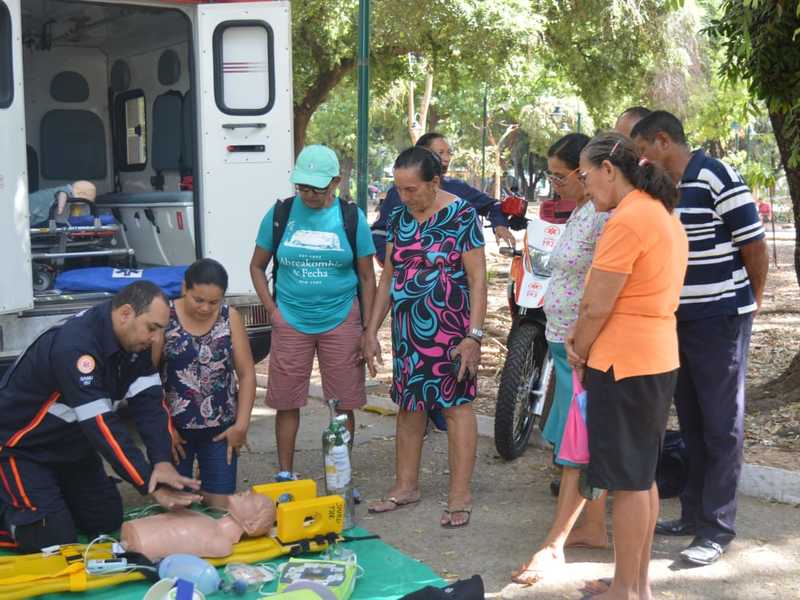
[577,168,596,185]
[297,183,331,195]
[546,167,579,186]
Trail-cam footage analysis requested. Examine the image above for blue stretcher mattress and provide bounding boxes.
[55,266,187,298]
[30,214,117,228]
[67,214,117,226]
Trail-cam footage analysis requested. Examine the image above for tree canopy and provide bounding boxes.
[708,0,800,284]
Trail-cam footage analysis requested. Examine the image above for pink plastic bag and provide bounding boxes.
[557,371,590,465]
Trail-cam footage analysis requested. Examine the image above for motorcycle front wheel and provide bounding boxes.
[494,321,555,460]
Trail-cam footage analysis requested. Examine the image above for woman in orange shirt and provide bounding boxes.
[566,132,688,600]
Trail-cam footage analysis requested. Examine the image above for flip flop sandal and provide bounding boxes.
[580,578,612,595]
[440,507,472,528]
[367,496,420,514]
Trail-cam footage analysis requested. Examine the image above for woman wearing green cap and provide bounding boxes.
[249,145,377,482]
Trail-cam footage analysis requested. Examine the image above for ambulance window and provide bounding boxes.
[0,2,12,109]
[213,21,275,115]
[115,90,147,171]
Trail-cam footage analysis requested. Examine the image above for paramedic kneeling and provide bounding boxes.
[0,281,201,553]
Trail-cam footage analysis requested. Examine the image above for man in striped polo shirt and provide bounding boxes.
[632,111,768,566]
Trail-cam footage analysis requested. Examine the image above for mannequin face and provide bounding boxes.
[227,491,275,537]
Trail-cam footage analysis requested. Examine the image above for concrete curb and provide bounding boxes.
[256,375,799,506]
[739,463,800,505]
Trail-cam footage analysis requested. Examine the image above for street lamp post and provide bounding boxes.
[356,0,370,213]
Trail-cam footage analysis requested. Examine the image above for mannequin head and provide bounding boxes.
[72,180,97,202]
[227,491,275,537]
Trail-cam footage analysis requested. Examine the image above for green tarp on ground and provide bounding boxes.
[6,528,446,600]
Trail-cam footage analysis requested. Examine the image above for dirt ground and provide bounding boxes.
[121,400,800,599]
[221,210,800,598]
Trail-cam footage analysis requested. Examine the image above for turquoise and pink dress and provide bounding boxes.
[386,198,485,412]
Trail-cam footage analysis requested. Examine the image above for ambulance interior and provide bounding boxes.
[21,0,196,297]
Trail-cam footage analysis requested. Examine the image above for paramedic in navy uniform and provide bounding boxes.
[370,132,516,263]
[0,281,201,553]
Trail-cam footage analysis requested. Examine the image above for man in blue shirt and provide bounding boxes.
[371,132,515,263]
[633,112,769,566]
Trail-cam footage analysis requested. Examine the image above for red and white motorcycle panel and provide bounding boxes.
[515,218,565,309]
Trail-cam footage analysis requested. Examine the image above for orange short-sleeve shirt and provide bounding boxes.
[586,190,688,380]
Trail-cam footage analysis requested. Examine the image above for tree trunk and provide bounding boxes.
[293,58,355,154]
[428,104,440,132]
[512,152,527,196]
[407,80,418,143]
[486,126,500,197]
[769,111,800,288]
[339,155,355,202]
[406,73,434,144]
[491,124,519,198]
[418,72,434,134]
[758,110,800,401]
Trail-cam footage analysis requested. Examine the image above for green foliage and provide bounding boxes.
[529,0,680,126]
[708,0,800,167]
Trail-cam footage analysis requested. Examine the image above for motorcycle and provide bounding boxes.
[494,215,565,460]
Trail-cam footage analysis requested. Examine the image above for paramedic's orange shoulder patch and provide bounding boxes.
[76,355,96,374]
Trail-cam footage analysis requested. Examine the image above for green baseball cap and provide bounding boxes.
[291,145,340,188]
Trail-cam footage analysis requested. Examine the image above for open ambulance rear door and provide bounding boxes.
[0,0,33,314]
[195,1,294,294]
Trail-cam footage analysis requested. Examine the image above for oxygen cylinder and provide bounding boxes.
[322,399,355,529]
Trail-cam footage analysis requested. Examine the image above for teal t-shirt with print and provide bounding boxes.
[255,197,375,334]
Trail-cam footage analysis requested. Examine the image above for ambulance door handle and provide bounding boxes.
[222,123,266,129]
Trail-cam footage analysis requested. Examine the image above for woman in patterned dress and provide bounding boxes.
[512,134,610,584]
[156,259,256,509]
[363,147,487,528]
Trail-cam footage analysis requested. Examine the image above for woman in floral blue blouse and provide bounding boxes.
[156,259,256,509]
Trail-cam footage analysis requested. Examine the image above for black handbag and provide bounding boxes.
[399,575,484,600]
[656,430,689,499]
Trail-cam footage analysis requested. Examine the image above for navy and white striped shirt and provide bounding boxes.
[677,150,764,322]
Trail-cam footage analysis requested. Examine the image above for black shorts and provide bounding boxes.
[584,367,678,492]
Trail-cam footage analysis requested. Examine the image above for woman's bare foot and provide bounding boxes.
[367,488,420,513]
[566,525,608,549]
[510,546,565,585]
[440,493,472,527]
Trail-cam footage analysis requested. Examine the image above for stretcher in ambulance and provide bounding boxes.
[0,0,294,373]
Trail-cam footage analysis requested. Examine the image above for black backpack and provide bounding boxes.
[656,430,689,499]
[270,196,362,316]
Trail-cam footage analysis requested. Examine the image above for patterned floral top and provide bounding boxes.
[387,198,485,411]
[543,201,609,343]
[163,302,237,429]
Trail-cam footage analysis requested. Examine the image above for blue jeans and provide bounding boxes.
[175,426,238,495]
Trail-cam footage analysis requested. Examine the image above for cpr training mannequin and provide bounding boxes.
[120,490,275,561]
[28,180,97,226]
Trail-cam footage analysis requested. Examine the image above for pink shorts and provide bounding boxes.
[266,301,366,410]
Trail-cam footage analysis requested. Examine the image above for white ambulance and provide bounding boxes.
[0,0,294,373]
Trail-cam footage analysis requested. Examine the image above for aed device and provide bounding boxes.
[276,558,356,600]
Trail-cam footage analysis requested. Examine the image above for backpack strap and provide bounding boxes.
[271,196,295,300]
[339,200,363,324]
